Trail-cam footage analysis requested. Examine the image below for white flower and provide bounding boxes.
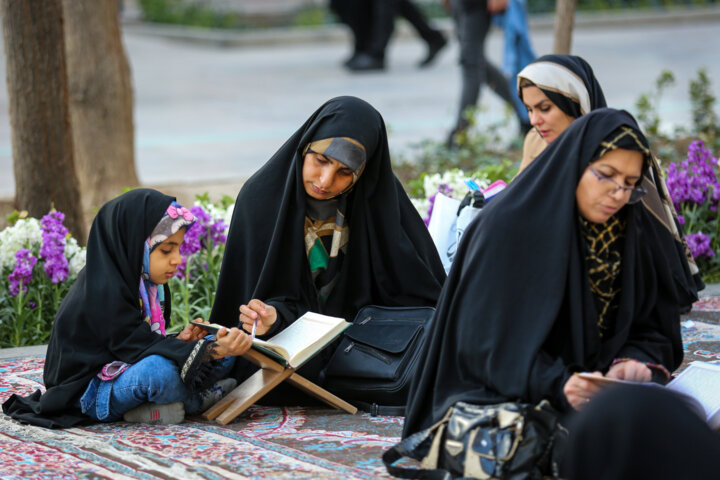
[417,169,491,202]
[0,218,43,271]
[194,199,232,235]
[65,237,86,277]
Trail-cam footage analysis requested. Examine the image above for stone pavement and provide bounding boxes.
[1,6,719,212]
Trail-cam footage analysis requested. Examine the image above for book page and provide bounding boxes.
[667,362,720,428]
[252,338,290,362]
[253,312,349,368]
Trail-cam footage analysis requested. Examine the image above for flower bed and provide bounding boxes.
[0,211,85,347]
[2,141,719,347]
[665,140,720,281]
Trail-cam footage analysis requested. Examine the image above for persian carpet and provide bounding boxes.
[1,295,719,479]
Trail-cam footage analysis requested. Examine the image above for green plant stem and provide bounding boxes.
[12,290,26,346]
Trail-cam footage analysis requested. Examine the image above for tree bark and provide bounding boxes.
[62,0,138,219]
[1,0,86,241]
[553,0,576,55]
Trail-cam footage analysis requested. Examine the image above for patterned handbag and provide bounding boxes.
[383,400,567,479]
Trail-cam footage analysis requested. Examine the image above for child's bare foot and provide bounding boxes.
[123,402,184,424]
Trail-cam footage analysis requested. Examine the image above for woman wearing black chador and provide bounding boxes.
[210,96,446,396]
[403,108,688,439]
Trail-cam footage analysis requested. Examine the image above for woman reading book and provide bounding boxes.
[516,54,701,310]
[209,96,446,392]
[402,109,690,440]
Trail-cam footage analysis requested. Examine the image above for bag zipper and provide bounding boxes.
[343,341,392,364]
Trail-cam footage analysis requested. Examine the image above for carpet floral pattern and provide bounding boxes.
[1,296,718,479]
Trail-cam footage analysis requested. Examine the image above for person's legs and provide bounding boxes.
[183,356,237,415]
[450,0,492,136]
[108,355,188,420]
[348,0,396,71]
[330,0,372,65]
[396,0,446,67]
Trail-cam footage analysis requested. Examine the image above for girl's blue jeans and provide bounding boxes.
[79,354,235,422]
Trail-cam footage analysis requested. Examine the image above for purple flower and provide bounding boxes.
[686,231,715,259]
[179,205,227,256]
[175,257,189,280]
[8,249,37,297]
[40,211,69,283]
[666,140,720,211]
[425,193,437,226]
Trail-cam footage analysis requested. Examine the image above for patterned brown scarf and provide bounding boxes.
[302,137,366,304]
[580,212,626,337]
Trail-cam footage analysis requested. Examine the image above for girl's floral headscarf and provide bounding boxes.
[139,201,195,335]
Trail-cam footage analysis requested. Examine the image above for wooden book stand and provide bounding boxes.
[203,348,357,425]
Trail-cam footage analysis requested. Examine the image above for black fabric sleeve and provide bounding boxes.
[614,307,678,370]
[527,349,574,412]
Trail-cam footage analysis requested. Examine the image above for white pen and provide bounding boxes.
[251,318,257,341]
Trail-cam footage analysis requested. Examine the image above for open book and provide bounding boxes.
[666,362,720,429]
[251,311,349,369]
[191,312,350,368]
[578,361,720,429]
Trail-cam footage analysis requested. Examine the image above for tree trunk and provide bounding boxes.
[1,0,86,241]
[62,0,138,219]
[553,0,576,55]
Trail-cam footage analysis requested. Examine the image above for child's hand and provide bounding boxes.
[212,327,252,358]
[178,319,208,342]
[239,299,277,337]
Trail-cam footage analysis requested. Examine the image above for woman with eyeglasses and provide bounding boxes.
[516,54,702,311]
[402,108,687,439]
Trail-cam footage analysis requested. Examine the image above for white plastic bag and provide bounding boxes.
[427,193,461,273]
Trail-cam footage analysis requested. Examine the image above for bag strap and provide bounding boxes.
[382,431,453,480]
[383,408,457,479]
[354,401,405,417]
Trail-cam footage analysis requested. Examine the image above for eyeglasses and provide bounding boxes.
[587,165,647,204]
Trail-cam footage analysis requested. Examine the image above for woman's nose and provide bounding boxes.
[530,112,541,126]
[318,169,333,187]
[608,186,626,201]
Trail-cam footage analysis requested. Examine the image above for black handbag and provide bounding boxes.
[382,400,568,479]
[323,305,435,416]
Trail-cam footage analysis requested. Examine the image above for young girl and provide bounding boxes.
[3,189,251,428]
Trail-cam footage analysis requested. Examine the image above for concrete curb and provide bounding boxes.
[120,6,720,48]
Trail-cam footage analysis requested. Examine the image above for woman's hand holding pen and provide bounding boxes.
[212,327,252,358]
[239,299,277,337]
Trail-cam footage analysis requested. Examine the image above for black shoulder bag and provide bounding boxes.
[322,305,435,416]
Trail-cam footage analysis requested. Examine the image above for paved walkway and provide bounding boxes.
[0,6,719,210]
